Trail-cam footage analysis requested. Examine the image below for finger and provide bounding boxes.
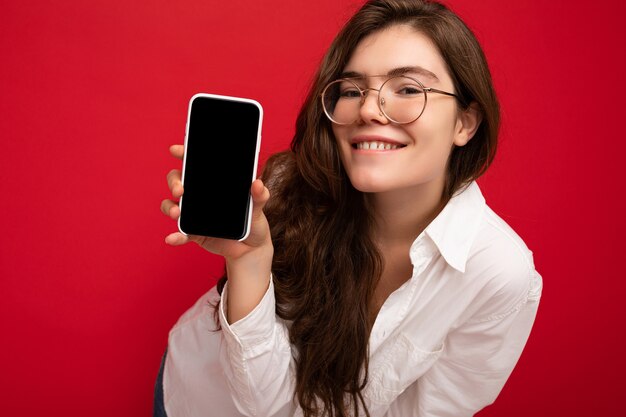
[165,232,190,246]
[160,199,180,219]
[167,169,184,198]
[169,144,184,160]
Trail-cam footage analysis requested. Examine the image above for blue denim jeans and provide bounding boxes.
[153,348,168,417]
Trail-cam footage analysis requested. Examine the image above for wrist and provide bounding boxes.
[223,242,273,321]
[224,241,273,272]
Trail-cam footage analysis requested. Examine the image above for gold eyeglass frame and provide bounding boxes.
[320,75,461,125]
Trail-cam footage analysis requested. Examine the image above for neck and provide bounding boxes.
[368,178,447,246]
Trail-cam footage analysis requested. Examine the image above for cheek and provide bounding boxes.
[403,121,456,175]
[411,109,458,148]
[332,125,351,156]
[331,124,346,143]
[407,121,454,151]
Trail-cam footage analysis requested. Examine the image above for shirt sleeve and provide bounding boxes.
[414,269,542,417]
[218,276,296,417]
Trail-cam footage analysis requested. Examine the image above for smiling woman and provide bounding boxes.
[332,26,481,195]
[158,1,541,416]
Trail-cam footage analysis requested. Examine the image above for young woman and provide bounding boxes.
[157,1,542,416]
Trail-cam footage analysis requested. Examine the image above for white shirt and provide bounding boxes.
[163,181,542,417]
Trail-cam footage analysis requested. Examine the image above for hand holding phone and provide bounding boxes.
[161,145,273,257]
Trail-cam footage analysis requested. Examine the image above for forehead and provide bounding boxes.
[343,24,451,84]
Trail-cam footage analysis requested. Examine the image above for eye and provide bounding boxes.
[339,87,362,99]
[395,85,423,96]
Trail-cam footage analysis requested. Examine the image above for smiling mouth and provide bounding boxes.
[352,141,406,150]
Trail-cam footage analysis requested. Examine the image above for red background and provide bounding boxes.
[1,0,624,415]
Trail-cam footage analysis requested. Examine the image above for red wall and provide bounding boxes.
[1,0,624,415]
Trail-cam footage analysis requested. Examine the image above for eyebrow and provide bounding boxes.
[339,66,440,82]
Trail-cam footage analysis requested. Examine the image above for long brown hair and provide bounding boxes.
[217,1,500,415]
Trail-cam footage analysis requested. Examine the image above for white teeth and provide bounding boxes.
[356,141,400,150]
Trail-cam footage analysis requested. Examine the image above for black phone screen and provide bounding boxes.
[179,94,262,240]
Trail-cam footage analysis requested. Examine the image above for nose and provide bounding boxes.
[358,88,389,125]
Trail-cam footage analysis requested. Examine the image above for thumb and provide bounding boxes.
[250,179,270,220]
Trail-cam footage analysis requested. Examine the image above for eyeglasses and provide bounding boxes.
[321,75,461,125]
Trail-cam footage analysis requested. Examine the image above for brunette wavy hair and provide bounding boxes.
[216,0,500,415]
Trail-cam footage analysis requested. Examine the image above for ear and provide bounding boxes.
[453,102,482,147]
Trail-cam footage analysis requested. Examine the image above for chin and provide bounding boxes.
[347,176,392,193]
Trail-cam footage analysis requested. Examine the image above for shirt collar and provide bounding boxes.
[422,181,486,273]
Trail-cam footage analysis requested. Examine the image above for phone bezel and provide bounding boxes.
[178,93,263,241]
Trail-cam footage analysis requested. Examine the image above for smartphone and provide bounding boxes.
[178,93,263,240]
